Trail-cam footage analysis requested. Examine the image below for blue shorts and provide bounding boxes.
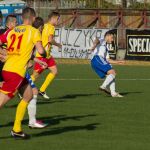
[91,55,112,78]
[25,72,36,88]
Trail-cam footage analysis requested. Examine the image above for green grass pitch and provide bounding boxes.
[0,64,150,150]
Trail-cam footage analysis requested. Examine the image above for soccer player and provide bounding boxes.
[27,17,48,128]
[0,15,17,83]
[0,15,47,129]
[0,7,46,139]
[91,31,124,97]
[32,16,44,33]
[31,11,62,99]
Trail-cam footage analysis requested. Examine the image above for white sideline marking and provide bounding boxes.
[54,78,150,81]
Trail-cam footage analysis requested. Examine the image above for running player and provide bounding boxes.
[0,7,46,139]
[0,15,48,129]
[31,11,62,99]
[91,31,124,97]
[27,17,48,128]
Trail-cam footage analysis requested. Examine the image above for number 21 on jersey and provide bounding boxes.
[7,34,23,54]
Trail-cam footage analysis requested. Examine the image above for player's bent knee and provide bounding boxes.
[53,70,58,76]
[49,66,58,76]
[51,70,57,76]
[23,94,33,102]
[22,85,33,102]
[0,93,10,108]
[107,69,116,76]
[112,70,116,76]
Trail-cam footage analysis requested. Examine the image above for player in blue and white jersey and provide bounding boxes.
[91,31,124,97]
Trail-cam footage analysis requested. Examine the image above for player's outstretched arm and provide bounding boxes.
[108,59,125,65]
[48,35,62,49]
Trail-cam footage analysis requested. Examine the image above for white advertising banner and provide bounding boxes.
[51,28,117,59]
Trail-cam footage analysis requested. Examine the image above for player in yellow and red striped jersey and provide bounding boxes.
[0,15,48,129]
[31,11,62,99]
[0,15,17,85]
[0,7,46,139]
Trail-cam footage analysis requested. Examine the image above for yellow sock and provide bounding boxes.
[40,73,55,92]
[31,75,36,82]
[13,99,28,132]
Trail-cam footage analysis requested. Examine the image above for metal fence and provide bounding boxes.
[23,0,150,49]
[25,0,150,9]
[24,0,150,19]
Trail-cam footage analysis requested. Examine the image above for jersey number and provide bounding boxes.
[7,34,23,52]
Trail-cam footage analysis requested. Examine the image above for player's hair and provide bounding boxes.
[48,11,60,19]
[5,14,17,25]
[32,17,44,29]
[22,7,36,19]
[104,31,114,38]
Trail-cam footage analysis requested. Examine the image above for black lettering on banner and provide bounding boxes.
[107,43,114,51]
[67,28,74,46]
[54,28,59,38]
[126,29,150,60]
[74,29,82,47]
[63,28,68,46]
[63,28,73,46]
[54,28,63,44]
[63,47,92,59]
[83,30,90,47]
[89,30,96,46]
[128,37,150,54]
[105,29,117,55]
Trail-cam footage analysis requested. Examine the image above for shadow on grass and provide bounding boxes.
[0,136,12,140]
[32,123,100,138]
[37,114,97,125]
[0,114,97,128]
[0,122,99,140]
[0,114,99,139]
[120,91,143,96]
[5,93,100,108]
[104,91,143,96]
[53,93,100,100]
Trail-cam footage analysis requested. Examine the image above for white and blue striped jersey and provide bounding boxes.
[92,39,110,60]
